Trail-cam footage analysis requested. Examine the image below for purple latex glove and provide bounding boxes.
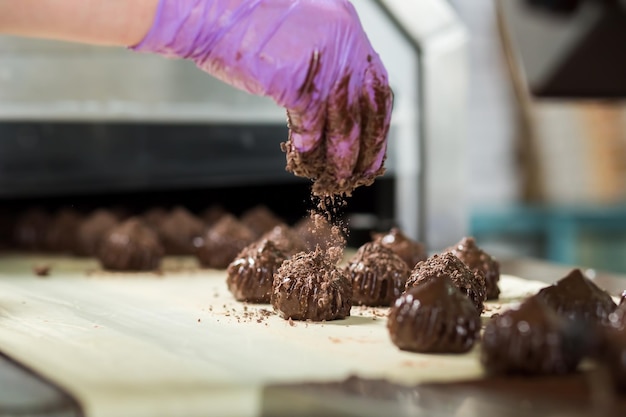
[133,0,392,196]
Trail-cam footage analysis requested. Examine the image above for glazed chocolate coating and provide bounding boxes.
[75,209,118,257]
[196,214,256,269]
[535,269,617,324]
[260,224,307,257]
[227,239,287,303]
[98,218,164,271]
[157,207,205,255]
[481,296,584,375]
[272,249,352,321]
[45,209,82,253]
[344,242,410,306]
[294,214,335,251]
[13,208,51,251]
[202,205,226,228]
[406,253,487,313]
[447,237,500,300]
[240,205,283,238]
[372,227,427,269]
[388,275,480,353]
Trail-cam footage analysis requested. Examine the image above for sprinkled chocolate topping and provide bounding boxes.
[272,249,352,321]
[227,239,287,303]
[344,242,409,306]
[98,218,163,272]
[372,227,427,269]
[447,237,500,300]
[388,275,480,353]
[406,253,487,313]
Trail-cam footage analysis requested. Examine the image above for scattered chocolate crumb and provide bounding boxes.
[197,319,201,323]
[288,317,295,327]
[33,264,50,277]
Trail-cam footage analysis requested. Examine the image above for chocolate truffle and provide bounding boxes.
[75,209,118,257]
[344,242,410,306]
[240,205,283,238]
[599,328,626,393]
[406,253,487,313]
[481,296,584,375]
[535,269,617,324]
[604,302,626,332]
[196,214,256,269]
[447,237,500,300]
[295,213,336,251]
[388,275,480,353]
[13,208,50,251]
[142,207,167,230]
[202,205,227,228]
[227,239,287,303]
[272,249,352,321]
[372,227,427,269]
[44,208,82,253]
[98,218,163,272]
[157,207,205,255]
[260,224,307,257]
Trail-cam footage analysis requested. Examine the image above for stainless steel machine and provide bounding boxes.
[0,0,468,250]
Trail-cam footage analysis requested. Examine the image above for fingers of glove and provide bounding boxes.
[355,64,393,175]
[325,74,362,180]
[287,102,326,154]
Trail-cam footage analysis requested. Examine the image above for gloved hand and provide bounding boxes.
[132,0,392,196]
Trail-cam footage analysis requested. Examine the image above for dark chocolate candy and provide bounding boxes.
[142,207,168,230]
[447,237,500,300]
[372,227,427,269]
[260,224,307,257]
[388,275,480,353]
[227,239,287,303]
[599,328,626,393]
[201,205,226,228]
[344,242,409,306]
[196,214,256,269]
[240,205,283,238]
[44,208,82,253]
[535,269,617,324]
[98,218,163,271]
[157,207,205,255]
[13,208,50,251]
[406,253,486,313]
[75,209,118,257]
[481,296,584,375]
[271,249,352,321]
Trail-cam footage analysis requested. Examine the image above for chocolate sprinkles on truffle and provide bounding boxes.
[272,249,352,321]
[535,269,617,324]
[157,207,205,255]
[344,242,409,306]
[98,218,163,272]
[196,214,256,269]
[372,227,427,269]
[227,239,287,303]
[447,237,500,300]
[406,253,487,313]
[388,275,480,353]
[481,296,584,375]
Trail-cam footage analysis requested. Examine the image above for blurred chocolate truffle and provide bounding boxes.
[388,275,480,353]
[45,208,82,253]
[481,296,584,375]
[142,207,167,231]
[535,269,617,324]
[406,253,486,313]
[260,224,307,257]
[598,328,626,393]
[372,227,427,269]
[240,205,283,238]
[344,242,410,306]
[447,237,500,300]
[14,208,52,251]
[196,214,256,269]
[75,209,118,257]
[201,205,227,228]
[157,207,204,255]
[620,290,626,306]
[295,213,338,251]
[98,218,163,271]
[272,249,352,321]
[227,239,287,303]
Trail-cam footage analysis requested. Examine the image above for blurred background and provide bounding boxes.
[1,0,626,272]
